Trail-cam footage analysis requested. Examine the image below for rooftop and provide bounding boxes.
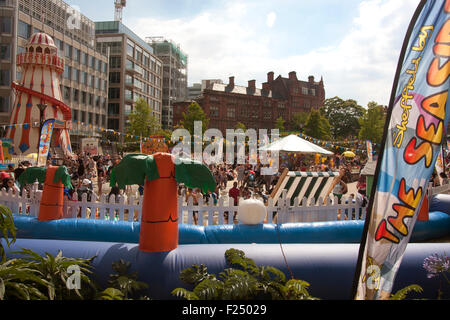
[95,21,154,54]
[210,83,272,98]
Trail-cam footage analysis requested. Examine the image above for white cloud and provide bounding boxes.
[130,0,421,107]
[266,11,276,28]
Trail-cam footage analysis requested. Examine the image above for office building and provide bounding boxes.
[0,0,109,149]
[147,37,187,130]
[95,21,163,135]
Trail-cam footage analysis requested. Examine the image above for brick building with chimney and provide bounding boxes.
[173,71,325,133]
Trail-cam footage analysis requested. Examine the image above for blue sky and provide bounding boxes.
[66,0,421,107]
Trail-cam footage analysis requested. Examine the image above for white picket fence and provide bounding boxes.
[1,183,449,225]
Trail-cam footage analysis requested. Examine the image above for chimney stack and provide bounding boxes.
[289,71,297,81]
[267,71,274,82]
[229,76,235,87]
[248,79,256,90]
[308,75,315,83]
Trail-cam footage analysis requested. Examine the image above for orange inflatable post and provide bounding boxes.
[139,153,178,252]
[417,192,429,221]
[38,165,64,221]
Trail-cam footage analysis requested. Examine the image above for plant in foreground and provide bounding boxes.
[98,259,149,300]
[423,253,449,299]
[172,248,318,300]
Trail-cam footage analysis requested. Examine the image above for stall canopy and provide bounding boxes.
[259,134,333,155]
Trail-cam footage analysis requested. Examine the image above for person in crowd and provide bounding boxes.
[226,182,240,224]
[3,177,19,194]
[439,172,449,185]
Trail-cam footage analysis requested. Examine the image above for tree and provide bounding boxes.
[275,117,285,131]
[126,97,161,139]
[234,122,246,131]
[180,102,210,135]
[290,111,310,132]
[320,97,365,139]
[304,109,331,140]
[358,101,386,145]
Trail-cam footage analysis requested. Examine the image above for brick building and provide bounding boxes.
[173,71,325,133]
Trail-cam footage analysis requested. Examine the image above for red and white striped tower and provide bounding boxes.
[7,32,72,155]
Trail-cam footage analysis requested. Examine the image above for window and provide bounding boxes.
[210,106,219,117]
[126,39,134,57]
[18,20,31,39]
[72,109,78,121]
[81,91,87,104]
[301,87,308,95]
[0,69,10,86]
[124,104,132,115]
[65,43,72,58]
[108,118,119,130]
[309,88,316,96]
[89,93,93,106]
[80,71,86,84]
[110,56,121,68]
[108,103,120,115]
[0,16,12,34]
[73,48,80,62]
[63,86,70,100]
[72,89,79,102]
[72,69,79,82]
[81,111,86,123]
[81,52,86,65]
[109,72,120,84]
[227,107,235,119]
[0,96,10,112]
[90,56,95,68]
[0,44,10,60]
[108,88,120,99]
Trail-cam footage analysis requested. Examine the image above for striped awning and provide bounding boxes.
[271,171,339,206]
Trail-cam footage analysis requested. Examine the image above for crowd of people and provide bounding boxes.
[1,148,449,224]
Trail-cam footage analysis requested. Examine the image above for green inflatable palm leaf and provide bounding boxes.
[110,154,159,189]
[18,167,47,187]
[53,166,72,188]
[175,158,216,193]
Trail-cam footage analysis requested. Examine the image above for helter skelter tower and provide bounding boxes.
[6,32,72,155]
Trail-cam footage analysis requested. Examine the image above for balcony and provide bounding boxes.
[16,52,64,73]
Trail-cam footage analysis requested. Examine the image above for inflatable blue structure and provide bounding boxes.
[5,194,450,299]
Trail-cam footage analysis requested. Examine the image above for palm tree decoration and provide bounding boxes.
[18,166,72,221]
[110,152,216,252]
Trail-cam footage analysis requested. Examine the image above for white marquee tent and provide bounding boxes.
[259,134,333,155]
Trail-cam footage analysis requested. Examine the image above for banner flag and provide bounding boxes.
[366,140,373,162]
[353,0,450,300]
[37,119,55,167]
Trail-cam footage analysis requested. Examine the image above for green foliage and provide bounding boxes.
[290,111,309,131]
[180,101,210,135]
[103,259,149,300]
[16,249,97,300]
[0,258,49,300]
[172,248,318,300]
[126,97,161,139]
[0,205,15,263]
[390,284,423,300]
[358,102,386,145]
[304,109,331,140]
[320,97,365,139]
[53,166,73,188]
[234,122,247,131]
[274,117,285,131]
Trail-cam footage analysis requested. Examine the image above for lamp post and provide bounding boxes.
[36,103,47,165]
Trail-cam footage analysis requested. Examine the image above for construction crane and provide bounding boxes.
[114,0,126,22]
